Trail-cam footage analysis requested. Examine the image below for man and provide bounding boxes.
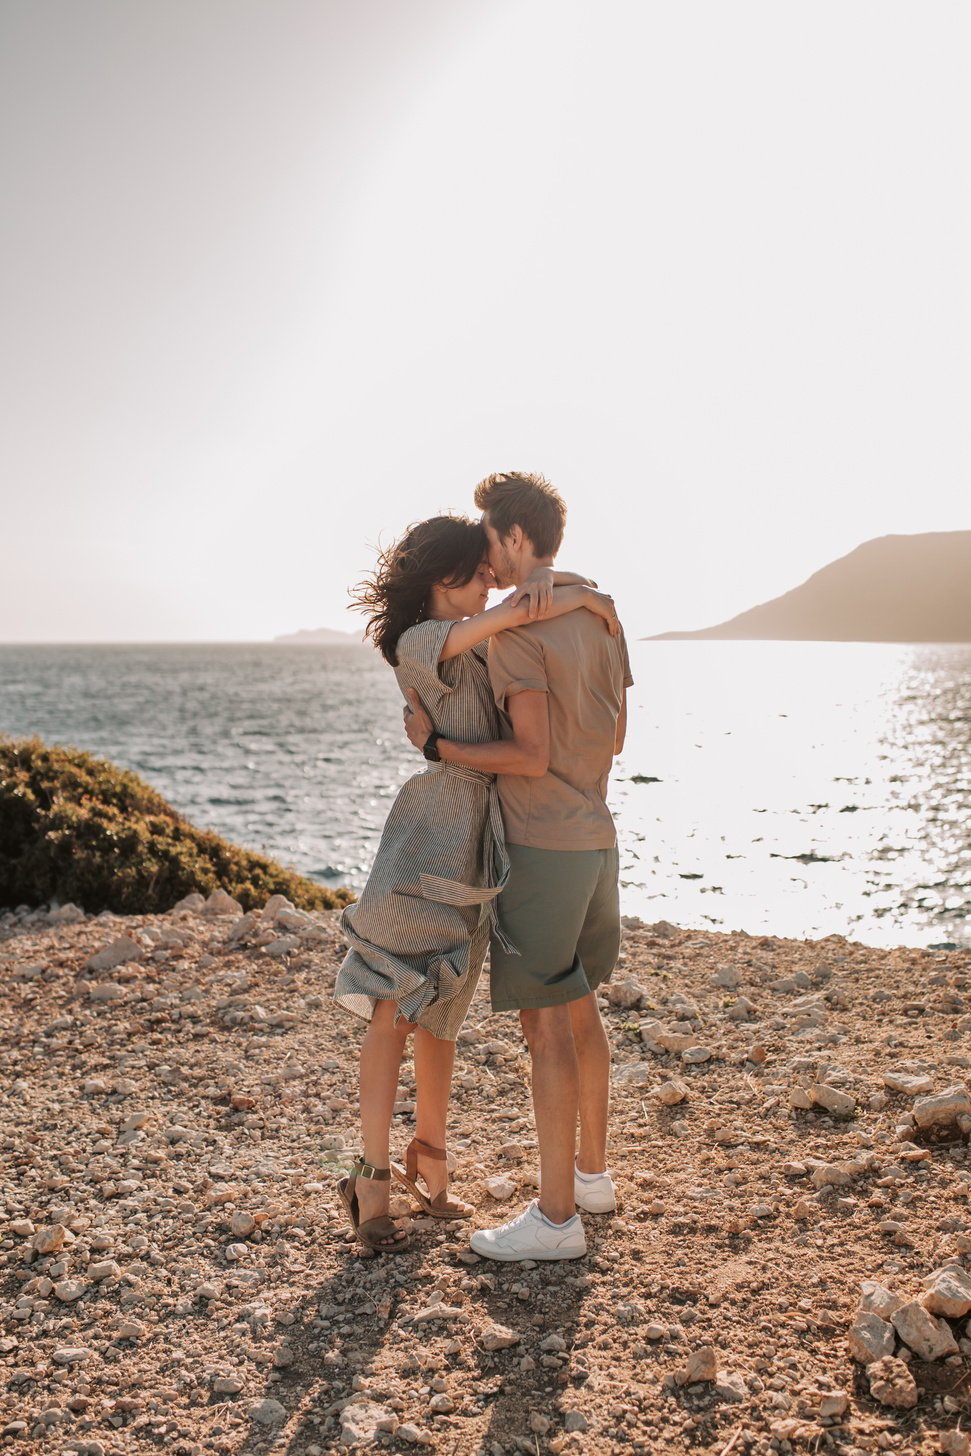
[405,471,631,1261]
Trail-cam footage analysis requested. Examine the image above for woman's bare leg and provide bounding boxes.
[356,999,412,1228]
[413,1027,458,1199]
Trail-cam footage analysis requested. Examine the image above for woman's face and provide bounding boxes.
[439,558,495,617]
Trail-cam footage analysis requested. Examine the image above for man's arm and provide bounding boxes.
[404,687,550,778]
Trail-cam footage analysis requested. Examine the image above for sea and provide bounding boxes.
[1,640,970,950]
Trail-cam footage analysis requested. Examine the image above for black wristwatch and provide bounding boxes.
[422,731,442,763]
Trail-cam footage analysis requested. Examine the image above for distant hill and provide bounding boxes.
[273,627,364,645]
[651,531,971,642]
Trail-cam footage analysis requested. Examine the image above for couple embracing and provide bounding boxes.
[334,472,632,1262]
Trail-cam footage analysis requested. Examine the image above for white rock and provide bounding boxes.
[809,1083,856,1116]
[921,1266,971,1319]
[53,1279,88,1303]
[88,981,126,1002]
[891,1300,960,1361]
[339,1400,398,1444]
[48,903,85,924]
[202,888,244,918]
[31,1224,67,1255]
[858,1281,902,1320]
[171,891,206,912]
[818,1392,849,1418]
[564,1410,589,1432]
[883,1070,934,1095]
[88,1260,121,1282]
[847,1312,896,1364]
[676,1346,718,1385]
[230,1211,257,1237]
[811,1162,855,1189]
[484,1175,517,1200]
[613,1063,652,1085]
[52,1347,92,1364]
[262,894,296,919]
[86,935,143,972]
[249,1397,287,1426]
[605,978,646,1009]
[913,1084,971,1131]
[940,1433,971,1456]
[714,1371,748,1402]
[213,1375,244,1395]
[681,1045,713,1065]
[480,1322,520,1351]
[652,1078,689,1105]
[711,966,741,989]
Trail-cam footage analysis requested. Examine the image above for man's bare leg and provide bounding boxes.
[520,1004,579,1224]
[568,991,610,1173]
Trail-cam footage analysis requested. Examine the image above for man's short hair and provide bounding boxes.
[473,471,566,559]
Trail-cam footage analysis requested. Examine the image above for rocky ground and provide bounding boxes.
[1,894,970,1456]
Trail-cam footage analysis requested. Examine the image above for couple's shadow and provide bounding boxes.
[234,1207,599,1453]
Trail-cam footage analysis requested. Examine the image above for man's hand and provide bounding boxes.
[403,688,433,751]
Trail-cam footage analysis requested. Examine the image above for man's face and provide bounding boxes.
[482,516,516,588]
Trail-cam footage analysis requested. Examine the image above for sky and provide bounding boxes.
[1,0,968,642]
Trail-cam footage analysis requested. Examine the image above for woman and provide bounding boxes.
[334,514,618,1252]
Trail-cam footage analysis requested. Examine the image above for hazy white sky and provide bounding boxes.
[2,0,968,642]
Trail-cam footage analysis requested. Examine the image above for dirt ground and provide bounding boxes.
[1,895,969,1456]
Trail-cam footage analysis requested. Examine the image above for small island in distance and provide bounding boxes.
[273,626,364,645]
[651,530,971,643]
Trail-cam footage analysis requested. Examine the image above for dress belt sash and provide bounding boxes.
[429,762,518,956]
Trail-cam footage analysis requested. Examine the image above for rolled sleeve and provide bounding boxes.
[488,629,549,713]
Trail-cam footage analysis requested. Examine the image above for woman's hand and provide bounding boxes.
[585,588,622,635]
[403,689,434,750]
[506,567,555,620]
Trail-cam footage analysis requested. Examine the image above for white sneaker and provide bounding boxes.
[470,1200,587,1262]
[574,1166,616,1213]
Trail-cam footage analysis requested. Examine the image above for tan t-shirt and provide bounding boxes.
[487,613,634,850]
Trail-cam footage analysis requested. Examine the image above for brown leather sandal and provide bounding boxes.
[337,1161,411,1252]
[391,1137,473,1220]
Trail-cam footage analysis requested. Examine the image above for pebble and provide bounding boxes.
[484,1175,517,1200]
[249,1397,287,1425]
[676,1346,718,1385]
[883,1069,934,1095]
[809,1083,856,1116]
[52,1347,92,1364]
[53,1279,88,1303]
[652,1077,689,1105]
[481,1322,521,1351]
[86,935,144,971]
[31,1223,67,1254]
[563,1411,589,1432]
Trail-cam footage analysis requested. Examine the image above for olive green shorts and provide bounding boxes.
[489,844,621,1012]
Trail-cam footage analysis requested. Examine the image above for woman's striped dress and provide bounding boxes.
[333,618,510,1041]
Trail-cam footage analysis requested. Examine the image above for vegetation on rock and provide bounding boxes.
[0,736,354,914]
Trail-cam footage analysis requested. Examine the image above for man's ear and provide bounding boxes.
[506,524,523,552]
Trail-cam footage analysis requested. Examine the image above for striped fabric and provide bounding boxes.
[334,618,509,1041]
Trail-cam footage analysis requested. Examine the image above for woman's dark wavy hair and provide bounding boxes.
[351,515,487,665]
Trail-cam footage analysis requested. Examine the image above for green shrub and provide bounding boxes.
[0,736,355,915]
